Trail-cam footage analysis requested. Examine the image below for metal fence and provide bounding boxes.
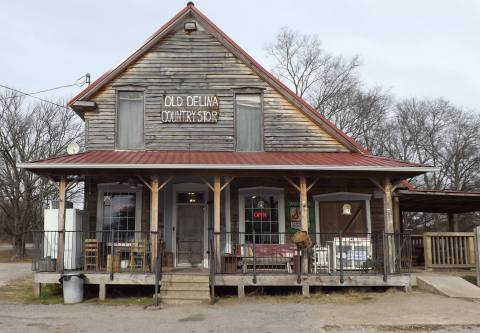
[211,231,412,281]
[32,230,155,274]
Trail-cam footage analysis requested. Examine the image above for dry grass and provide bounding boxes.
[0,249,32,263]
[0,277,153,306]
[218,287,394,305]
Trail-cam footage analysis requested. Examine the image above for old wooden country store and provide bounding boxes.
[20,3,445,303]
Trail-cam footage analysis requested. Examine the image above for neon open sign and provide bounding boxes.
[253,211,268,219]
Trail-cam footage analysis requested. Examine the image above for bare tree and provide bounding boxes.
[0,90,83,259]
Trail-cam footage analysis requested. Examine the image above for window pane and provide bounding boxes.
[235,94,262,151]
[244,194,280,244]
[103,192,137,232]
[117,91,144,149]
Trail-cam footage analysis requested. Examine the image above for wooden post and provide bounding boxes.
[383,178,395,273]
[474,226,480,287]
[33,282,41,298]
[57,176,67,273]
[299,176,309,273]
[150,176,159,270]
[448,213,457,232]
[423,234,432,269]
[99,283,106,301]
[393,196,401,233]
[214,176,221,269]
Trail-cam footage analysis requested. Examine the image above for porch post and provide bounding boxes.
[383,178,395,273]
[57,176,67,273]
[448,213,458,232]
[150,176,159,270]
[299,176,309,273]
[214,176,221,269]
[393,196,401,233]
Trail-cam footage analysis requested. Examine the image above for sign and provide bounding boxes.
[253,210,268,220]
[287,201,315,232]
[161,95,219,123]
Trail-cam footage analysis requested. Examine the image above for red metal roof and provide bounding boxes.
[66,3,366,153]
[19,150,434,172]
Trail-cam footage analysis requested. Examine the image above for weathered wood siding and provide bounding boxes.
[84,18,348,152]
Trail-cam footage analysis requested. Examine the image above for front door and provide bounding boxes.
[176,205,204,266]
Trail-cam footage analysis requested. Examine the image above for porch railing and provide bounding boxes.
[423,232,476,269]
[211,231,411,283]
[32,230,157,275]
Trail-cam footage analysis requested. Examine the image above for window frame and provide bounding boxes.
[115,87,146,150]
[238,186,285,244]
[95,183,143,234]
[233,88,264,152]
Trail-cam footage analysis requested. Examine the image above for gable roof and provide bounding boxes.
[67,2,366,153]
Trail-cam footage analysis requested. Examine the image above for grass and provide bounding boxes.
[0,277,154,306]
[218,287,393,305]
[462,275,478,286]
[0,249,33,263]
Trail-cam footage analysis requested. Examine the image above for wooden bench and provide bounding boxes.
[235,244,297,273]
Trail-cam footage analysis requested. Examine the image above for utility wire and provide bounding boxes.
[0,84,71,109]
[0,74,90,108]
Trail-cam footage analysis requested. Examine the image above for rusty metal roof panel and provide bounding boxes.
[19,151,436,173]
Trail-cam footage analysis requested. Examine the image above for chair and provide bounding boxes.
[311,245,330,273]
[83,239,99,272]
[130,240,147,272]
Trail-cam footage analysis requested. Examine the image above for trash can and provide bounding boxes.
[60,273,85,304]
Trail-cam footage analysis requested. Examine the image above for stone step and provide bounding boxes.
[160,289,210,298]
[161,274,209,283]
[160,298,206,305]
[160,293,210,301]
[161,284,210,292]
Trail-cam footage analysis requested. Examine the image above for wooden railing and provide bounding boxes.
[423,232,476,269]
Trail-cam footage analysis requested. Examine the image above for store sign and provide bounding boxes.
[253,210,268,220]
[161,95,219,123]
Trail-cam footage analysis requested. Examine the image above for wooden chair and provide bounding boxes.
[83,239,99,272]
[130,240,147,272]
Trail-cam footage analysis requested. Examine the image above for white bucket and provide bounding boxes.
[61,274,84,304]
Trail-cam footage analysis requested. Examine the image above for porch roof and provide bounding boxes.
[19,150,436,175]
[398,189,480,213]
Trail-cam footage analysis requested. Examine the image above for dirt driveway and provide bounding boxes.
[1,290,480,332]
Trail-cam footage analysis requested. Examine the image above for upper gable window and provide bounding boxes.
[116,91,144,150]
[235,94,263,151]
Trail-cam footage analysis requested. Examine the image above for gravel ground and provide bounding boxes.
[0,262,31,288]
[1,291,480,332]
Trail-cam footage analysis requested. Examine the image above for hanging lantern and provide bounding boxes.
[342,203,352,216]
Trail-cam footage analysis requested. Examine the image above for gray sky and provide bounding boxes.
[1,0,479,111]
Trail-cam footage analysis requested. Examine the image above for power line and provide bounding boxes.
[0,74,90,108]
[0,84,70,109]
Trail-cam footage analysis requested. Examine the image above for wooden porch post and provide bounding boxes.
[383,178,395,273]
[299,176,309,273]
[393,196,401,233]
[448,213,458,232]
[214,176,221,269]
[150,176,159,270]
[138,175,172,270]
[57,176,67,273]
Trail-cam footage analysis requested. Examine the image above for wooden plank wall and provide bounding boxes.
[84,19,348,152]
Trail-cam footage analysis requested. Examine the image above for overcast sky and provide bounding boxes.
[1,0,479,111]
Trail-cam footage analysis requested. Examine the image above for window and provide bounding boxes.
[235,94,262,151]
[102,192,137,240]
[116,91,144,149]
[244,194,279,244]
[239,187,286,244]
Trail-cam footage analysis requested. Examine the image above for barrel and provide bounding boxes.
[60,273,85,304]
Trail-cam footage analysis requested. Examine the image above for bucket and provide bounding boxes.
[60,273,85,304]
[292,230,312,249]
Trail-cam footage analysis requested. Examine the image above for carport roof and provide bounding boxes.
[397,189,480,213]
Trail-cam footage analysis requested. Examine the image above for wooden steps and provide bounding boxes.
[159,273,210,304]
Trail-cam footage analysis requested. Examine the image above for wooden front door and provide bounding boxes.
[176,205,204,266]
